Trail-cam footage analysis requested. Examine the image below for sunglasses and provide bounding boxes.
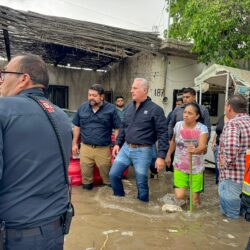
[0,71,24,81]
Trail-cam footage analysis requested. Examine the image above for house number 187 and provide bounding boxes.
[154,88,164,97]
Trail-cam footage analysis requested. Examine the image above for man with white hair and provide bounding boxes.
[109,78,168,202]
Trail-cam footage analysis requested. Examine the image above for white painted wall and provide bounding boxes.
[163,56,205,115]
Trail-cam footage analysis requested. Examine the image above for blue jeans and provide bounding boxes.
[214,145,219,184]
[109,143,152,202]
[218,179,242,219]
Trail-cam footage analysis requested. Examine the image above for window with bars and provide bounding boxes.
[45,85,69,109]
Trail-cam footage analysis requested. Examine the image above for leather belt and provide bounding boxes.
[127,143,151,148]
[6,219,62,239]
[85,144,105,148]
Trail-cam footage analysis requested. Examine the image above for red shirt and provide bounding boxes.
[219,113,250,184]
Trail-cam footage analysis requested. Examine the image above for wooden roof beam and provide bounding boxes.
[3,28,11,61]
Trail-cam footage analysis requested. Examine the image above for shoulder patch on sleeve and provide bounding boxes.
[38,100,55,113]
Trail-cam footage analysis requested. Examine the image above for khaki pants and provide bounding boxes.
[80,143,111,185]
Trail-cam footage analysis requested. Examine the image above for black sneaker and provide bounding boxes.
[82,183,93,190]
[150,173,158,179]
[102,183,112,188]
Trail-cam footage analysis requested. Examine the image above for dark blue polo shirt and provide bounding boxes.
[0,88,72,229]
[116,97,169,159]
[73,101,121,146]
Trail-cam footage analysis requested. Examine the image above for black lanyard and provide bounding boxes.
[27,94,71,203]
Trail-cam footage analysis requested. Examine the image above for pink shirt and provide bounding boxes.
[173,121,208,174]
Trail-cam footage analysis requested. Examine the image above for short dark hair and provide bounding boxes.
[227,94,248,113]
[182,87,196,96]
[89,84,104,95]
[176,98,183,103]
[184,102,204,123]
[115,96,124,101]
[16,54,49,88]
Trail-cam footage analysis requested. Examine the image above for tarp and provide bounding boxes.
[194,64,250,103]
[194,64,250,165]
[194,64,250,91]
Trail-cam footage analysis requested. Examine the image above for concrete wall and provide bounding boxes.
[0,60,7,69]
[47,65,104,110]
[0,60,104,110]
[100,52,167,107]
[99,53,205,115]
[1,55,246,121]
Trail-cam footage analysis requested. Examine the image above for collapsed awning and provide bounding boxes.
[194,64,250,103]
[0,5,161,70]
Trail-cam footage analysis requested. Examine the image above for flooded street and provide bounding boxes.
[65,169,249,250]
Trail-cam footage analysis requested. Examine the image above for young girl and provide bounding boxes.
[166,103,208,205]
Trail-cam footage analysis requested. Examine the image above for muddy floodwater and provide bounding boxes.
[64,169,249,250]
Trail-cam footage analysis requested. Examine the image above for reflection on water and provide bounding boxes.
[65,169,250,250]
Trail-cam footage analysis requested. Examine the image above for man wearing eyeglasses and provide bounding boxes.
[0,54,72,250]
[0,70,23,96]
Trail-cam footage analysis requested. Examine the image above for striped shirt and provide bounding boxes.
[219,113,250,184]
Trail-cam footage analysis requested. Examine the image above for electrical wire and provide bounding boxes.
[152,1,166,32]
[55,0,151,31]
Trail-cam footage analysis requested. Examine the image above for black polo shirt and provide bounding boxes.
[116,97,169,159]
[73,101,121,146]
